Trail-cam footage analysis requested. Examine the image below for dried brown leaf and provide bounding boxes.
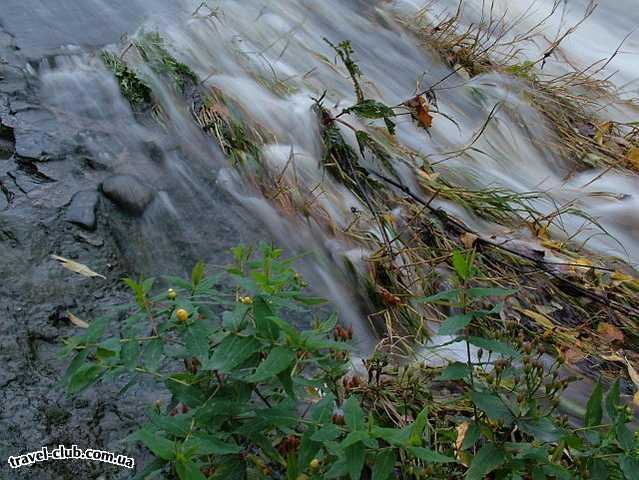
[50,255,106,280]
[624,356,639,388]
[460,233,478,249]
[626,147,639,171]
[66,311,89,329]
[597,322,624,343]
[454,421,470,466]
[406,95,433,129]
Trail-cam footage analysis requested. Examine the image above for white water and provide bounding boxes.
[3,0,638,351]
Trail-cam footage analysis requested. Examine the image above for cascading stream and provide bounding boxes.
[3,0,639,355]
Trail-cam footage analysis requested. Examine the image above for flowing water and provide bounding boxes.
[3,0,639,343]
[1,0,638,451]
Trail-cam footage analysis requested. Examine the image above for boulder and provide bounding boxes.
[65,190,99,231]
[101,174,154,216]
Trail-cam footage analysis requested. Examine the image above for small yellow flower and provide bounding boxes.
[167,288,177,300]
[309,458,320,470]
[176,309,189,322]
[240,296,253,305]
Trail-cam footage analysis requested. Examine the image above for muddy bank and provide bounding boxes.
[0,24,261,479]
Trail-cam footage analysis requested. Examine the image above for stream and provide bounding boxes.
[1,1,638,478]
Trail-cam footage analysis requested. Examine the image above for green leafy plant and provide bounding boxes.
[60,245,455,479]
[61,244,637,480]
[417,248,638,479]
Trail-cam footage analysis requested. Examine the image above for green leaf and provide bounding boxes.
[205,335,260,373]
[371,426,411,447]
[466,443,507,480]
[588,458,609,480]
[61,349,89,387]
[245,346,296,382]
[253,296,280,340]
[452,250,471,280]
[605,379,620,420]
[542,464,573,480]
[120,337,140,371]
[144,338,164,372]
[384,117,396,135]
[210,456,246,480]
[257,400,299,428]
[345,441,366,480]
[83,315,111,343]
[438,313,474,336]
[517,417,562,443]
[277,366,296,399]
[461,422,480,450]
[166,376,206,408]
[409,407,429,446]
[621,455,639,480]
[311,424,340,442]
[531,467,547,480]
[585,383,603,428]
[191,261,206,288]
[345,99,396,120]
[615,415,635,452]
[134,428,176,460]
[471,391,514,424]
[176,458,207,480]
[466,288,517,298]
[407,447,456,463]
[310,393,336,423]
[344,396,365,432]
[468,336,520,358]
[131,458,167,480]
[183,321,209,363]
[148,410,192,437]
[416,289,460,304]
[298,428,321,468]
[372,449,396,480]
[183,433,242,456]
[67,363,104,395]
[341,431,369,448]
[438,362,471,381]
[325,457,349,479]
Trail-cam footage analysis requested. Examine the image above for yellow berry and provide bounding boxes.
[296,475,309,480]
[240,296,253,305]
[309,458,320,470]
[176,309,189,322]
[167,288,177,300]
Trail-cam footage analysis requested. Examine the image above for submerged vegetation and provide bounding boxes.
[100,51,152,105]
[100,31,198,106]
[72,1,639,478]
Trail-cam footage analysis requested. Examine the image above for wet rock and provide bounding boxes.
[65,190,99,231]
[74,230,104,248]
[0,121,15,160]
[101,174,155,215]
[10,108,76,160]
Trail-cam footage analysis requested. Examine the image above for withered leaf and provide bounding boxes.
[50,255,106,280]
[406,95,433,129]
[597,322,624,343]
[67,311,90,329]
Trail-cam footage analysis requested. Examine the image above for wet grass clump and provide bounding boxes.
[100,51,152,105]
[134,32,199,93]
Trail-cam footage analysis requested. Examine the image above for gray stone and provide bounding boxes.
[65,190,99,231]
[101,174,155,215]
